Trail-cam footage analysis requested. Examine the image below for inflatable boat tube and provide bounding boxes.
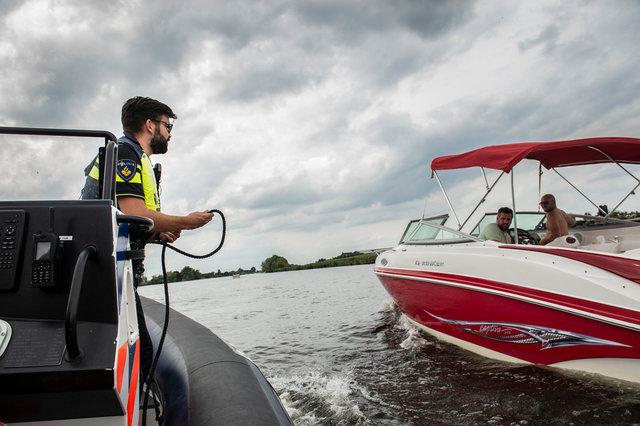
[141,296,292,425]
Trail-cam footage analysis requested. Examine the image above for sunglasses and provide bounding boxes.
[152,119,173,133]
[539,201,550,206]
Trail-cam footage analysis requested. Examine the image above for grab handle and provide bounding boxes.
[65,245,97,361]
[116,214,154,231]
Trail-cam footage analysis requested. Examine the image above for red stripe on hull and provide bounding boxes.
[376,267,640,327]
[376,269,640,365]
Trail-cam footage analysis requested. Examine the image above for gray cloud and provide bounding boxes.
[518,25,560,54]
[292,0,473,41]
[0,0,475,125]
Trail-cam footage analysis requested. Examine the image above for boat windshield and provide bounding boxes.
[470,212,546,236]
[400,215,479,244]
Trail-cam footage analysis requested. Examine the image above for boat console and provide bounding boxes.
[0,200,146,423]
[0,128,146,424]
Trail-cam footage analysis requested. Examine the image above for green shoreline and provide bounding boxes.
[140,252,378,285]
[268,252,378,273]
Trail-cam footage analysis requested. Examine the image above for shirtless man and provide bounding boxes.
[539,194,576,245]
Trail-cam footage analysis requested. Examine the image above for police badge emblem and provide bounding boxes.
[116,159,136,181]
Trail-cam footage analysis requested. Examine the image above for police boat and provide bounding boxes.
[0,127,292,425]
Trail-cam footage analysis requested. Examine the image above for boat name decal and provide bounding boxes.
[425,311,630,350]
[415,260,444,267]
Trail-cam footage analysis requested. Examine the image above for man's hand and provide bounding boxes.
[118,196,215,232]
[183,210,215,230]
[159,231,181,243]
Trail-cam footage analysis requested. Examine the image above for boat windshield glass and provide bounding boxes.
[400,215,477,244]
[400,215,447,242]
[470,212,546,236]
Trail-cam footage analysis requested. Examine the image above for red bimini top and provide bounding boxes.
[430,137,640,173]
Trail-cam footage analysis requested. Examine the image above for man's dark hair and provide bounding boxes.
[497,206,513,216]
[121,96,177,133]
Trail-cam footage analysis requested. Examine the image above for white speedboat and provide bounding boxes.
[375,137,640,383]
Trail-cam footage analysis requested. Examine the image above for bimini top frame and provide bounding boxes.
[429,137,640,238]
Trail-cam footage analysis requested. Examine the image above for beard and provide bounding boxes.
[149,128,169,154]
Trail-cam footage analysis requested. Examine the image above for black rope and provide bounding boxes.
[142,243,168,426]
[151,209,226,259]
[141,209,226,425]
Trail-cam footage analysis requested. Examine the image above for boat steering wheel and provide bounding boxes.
[509,228,540,245]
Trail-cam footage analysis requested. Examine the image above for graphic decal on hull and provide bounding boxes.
[426,311,630,349]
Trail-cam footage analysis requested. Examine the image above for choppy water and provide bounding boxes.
[139,264,640,425]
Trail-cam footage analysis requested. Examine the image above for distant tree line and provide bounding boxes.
[139,251,380,285]
[140,265,257,286]
[260,251,378,273]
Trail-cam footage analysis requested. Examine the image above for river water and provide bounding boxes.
[139,264,640,425]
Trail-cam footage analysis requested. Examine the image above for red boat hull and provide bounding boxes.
[375,267,640,366]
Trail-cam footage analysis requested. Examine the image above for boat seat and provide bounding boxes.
[579,234,622,254]
[581,242,622,253]
[623,248,640,259]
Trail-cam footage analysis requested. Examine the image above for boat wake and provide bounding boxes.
[266,300,431,425]
[375,299,437,353]
[270,371,368,425]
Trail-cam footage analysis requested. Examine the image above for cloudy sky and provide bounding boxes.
[2,0,640,276]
